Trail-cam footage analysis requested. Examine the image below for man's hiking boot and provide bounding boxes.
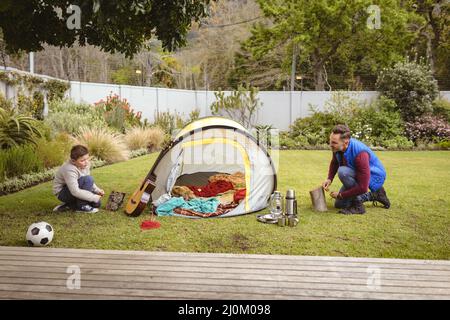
[339,199,366,215]
[371,187,391,209]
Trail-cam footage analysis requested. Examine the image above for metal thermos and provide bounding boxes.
[285,189,298,216]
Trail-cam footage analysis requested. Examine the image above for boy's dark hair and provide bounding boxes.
[331,124,351,140]
[70,145,89,160]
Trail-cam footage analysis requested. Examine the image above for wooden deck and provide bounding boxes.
[0,246,449,300]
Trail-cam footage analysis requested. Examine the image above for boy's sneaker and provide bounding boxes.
[53,203,71,212]
[76,204,99,213]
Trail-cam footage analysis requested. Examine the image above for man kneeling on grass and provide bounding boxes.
[322,124,391,215]
[52,145,105,213]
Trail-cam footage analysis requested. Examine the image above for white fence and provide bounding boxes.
[69,81,450,130]
[1,67,450,131]
[69,82,382,130]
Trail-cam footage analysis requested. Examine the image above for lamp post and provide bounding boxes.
[296,75,303,117]
[295,75,303,91]
[135,69,143,86]
[29,52,34,74]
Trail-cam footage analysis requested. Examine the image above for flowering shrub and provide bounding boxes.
[405,114,450,143]
[432,98,450,122]
[289,94,405,147]
[46,99,107,134]
[352,103,405,146]
[95,93,142,132]
[376,61,439,121]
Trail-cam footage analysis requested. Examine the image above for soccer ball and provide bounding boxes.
[26,222,54,246]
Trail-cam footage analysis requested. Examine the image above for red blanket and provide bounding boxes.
[187,180,234,197]
[234,189,246,203]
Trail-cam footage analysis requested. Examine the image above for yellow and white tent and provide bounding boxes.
[148,116,277,217]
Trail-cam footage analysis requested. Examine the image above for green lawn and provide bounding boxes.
[0,150,449,260]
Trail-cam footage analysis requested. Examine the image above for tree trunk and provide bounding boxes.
[312,50,325,91]
[290,43,298,91]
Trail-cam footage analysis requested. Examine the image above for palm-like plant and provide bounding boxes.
[0,107,43,149]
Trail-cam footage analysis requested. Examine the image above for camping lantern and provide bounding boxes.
[269,191,283,218]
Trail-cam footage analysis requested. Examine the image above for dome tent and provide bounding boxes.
[125,116,277,218]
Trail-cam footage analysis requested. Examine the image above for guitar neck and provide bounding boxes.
[140,142,173,186]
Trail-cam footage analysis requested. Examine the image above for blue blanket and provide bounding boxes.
[155,197,220,216]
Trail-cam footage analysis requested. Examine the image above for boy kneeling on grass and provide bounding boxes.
[52,145,105,213]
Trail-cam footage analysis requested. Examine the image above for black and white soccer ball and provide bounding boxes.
[26,222,54,246]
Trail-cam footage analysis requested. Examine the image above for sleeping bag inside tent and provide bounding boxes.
[126,117,277,218]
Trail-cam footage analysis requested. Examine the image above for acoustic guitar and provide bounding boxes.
[124,144,171,217]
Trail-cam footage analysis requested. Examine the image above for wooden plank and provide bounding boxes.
[1,254,449,275]
[0,283,306,300]
[2,269,449,289]
[0,246,448,300]
[0,291,178,300]
[1,246,449,266]
[0,282,447,300]
[1,250,449,271]
[0,258,448,277]
[0,263,447,284]
[1,275,449,296]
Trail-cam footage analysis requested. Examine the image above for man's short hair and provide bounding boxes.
[331,124,351,140]
[70,145,89,160]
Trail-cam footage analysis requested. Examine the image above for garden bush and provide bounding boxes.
[153,109,201,148]
[289,94,406,148]
[0,93,13,111]
[434,139,450,150]
[74,127,129,163]
[0,168,57,195]
[289,110,338,145]
[376,61,439,121]
[282,90,424,150]
[17,92,45,119]
[154,111,177,135]
[94,93,142,132]
[405,114,450,143]
[45,99,107,135]
[432,98,450,122]
[124,126,165,152]
[153,110,189,136]
[0,157,107,195]
[0,154,4,182]
[352,101,405,146]
[381,136,414,150]
[0,144,43,181]
[129,148,150,158]
[34,133,73,169]
[211,85,261,128]
[0,148,153,195]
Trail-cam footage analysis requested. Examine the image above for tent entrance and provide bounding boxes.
[179,138,251,211]
[174,171,221,187]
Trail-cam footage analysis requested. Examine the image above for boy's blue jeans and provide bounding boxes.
[334,166,373,209]
[57,175,101,210]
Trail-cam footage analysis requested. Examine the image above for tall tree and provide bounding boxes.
[236,0,420,90]
[411,0,449,87]
[0,0,212,57]
[175,0,261,90]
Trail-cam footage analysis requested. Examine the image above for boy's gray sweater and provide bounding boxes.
[53,159,101,203]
